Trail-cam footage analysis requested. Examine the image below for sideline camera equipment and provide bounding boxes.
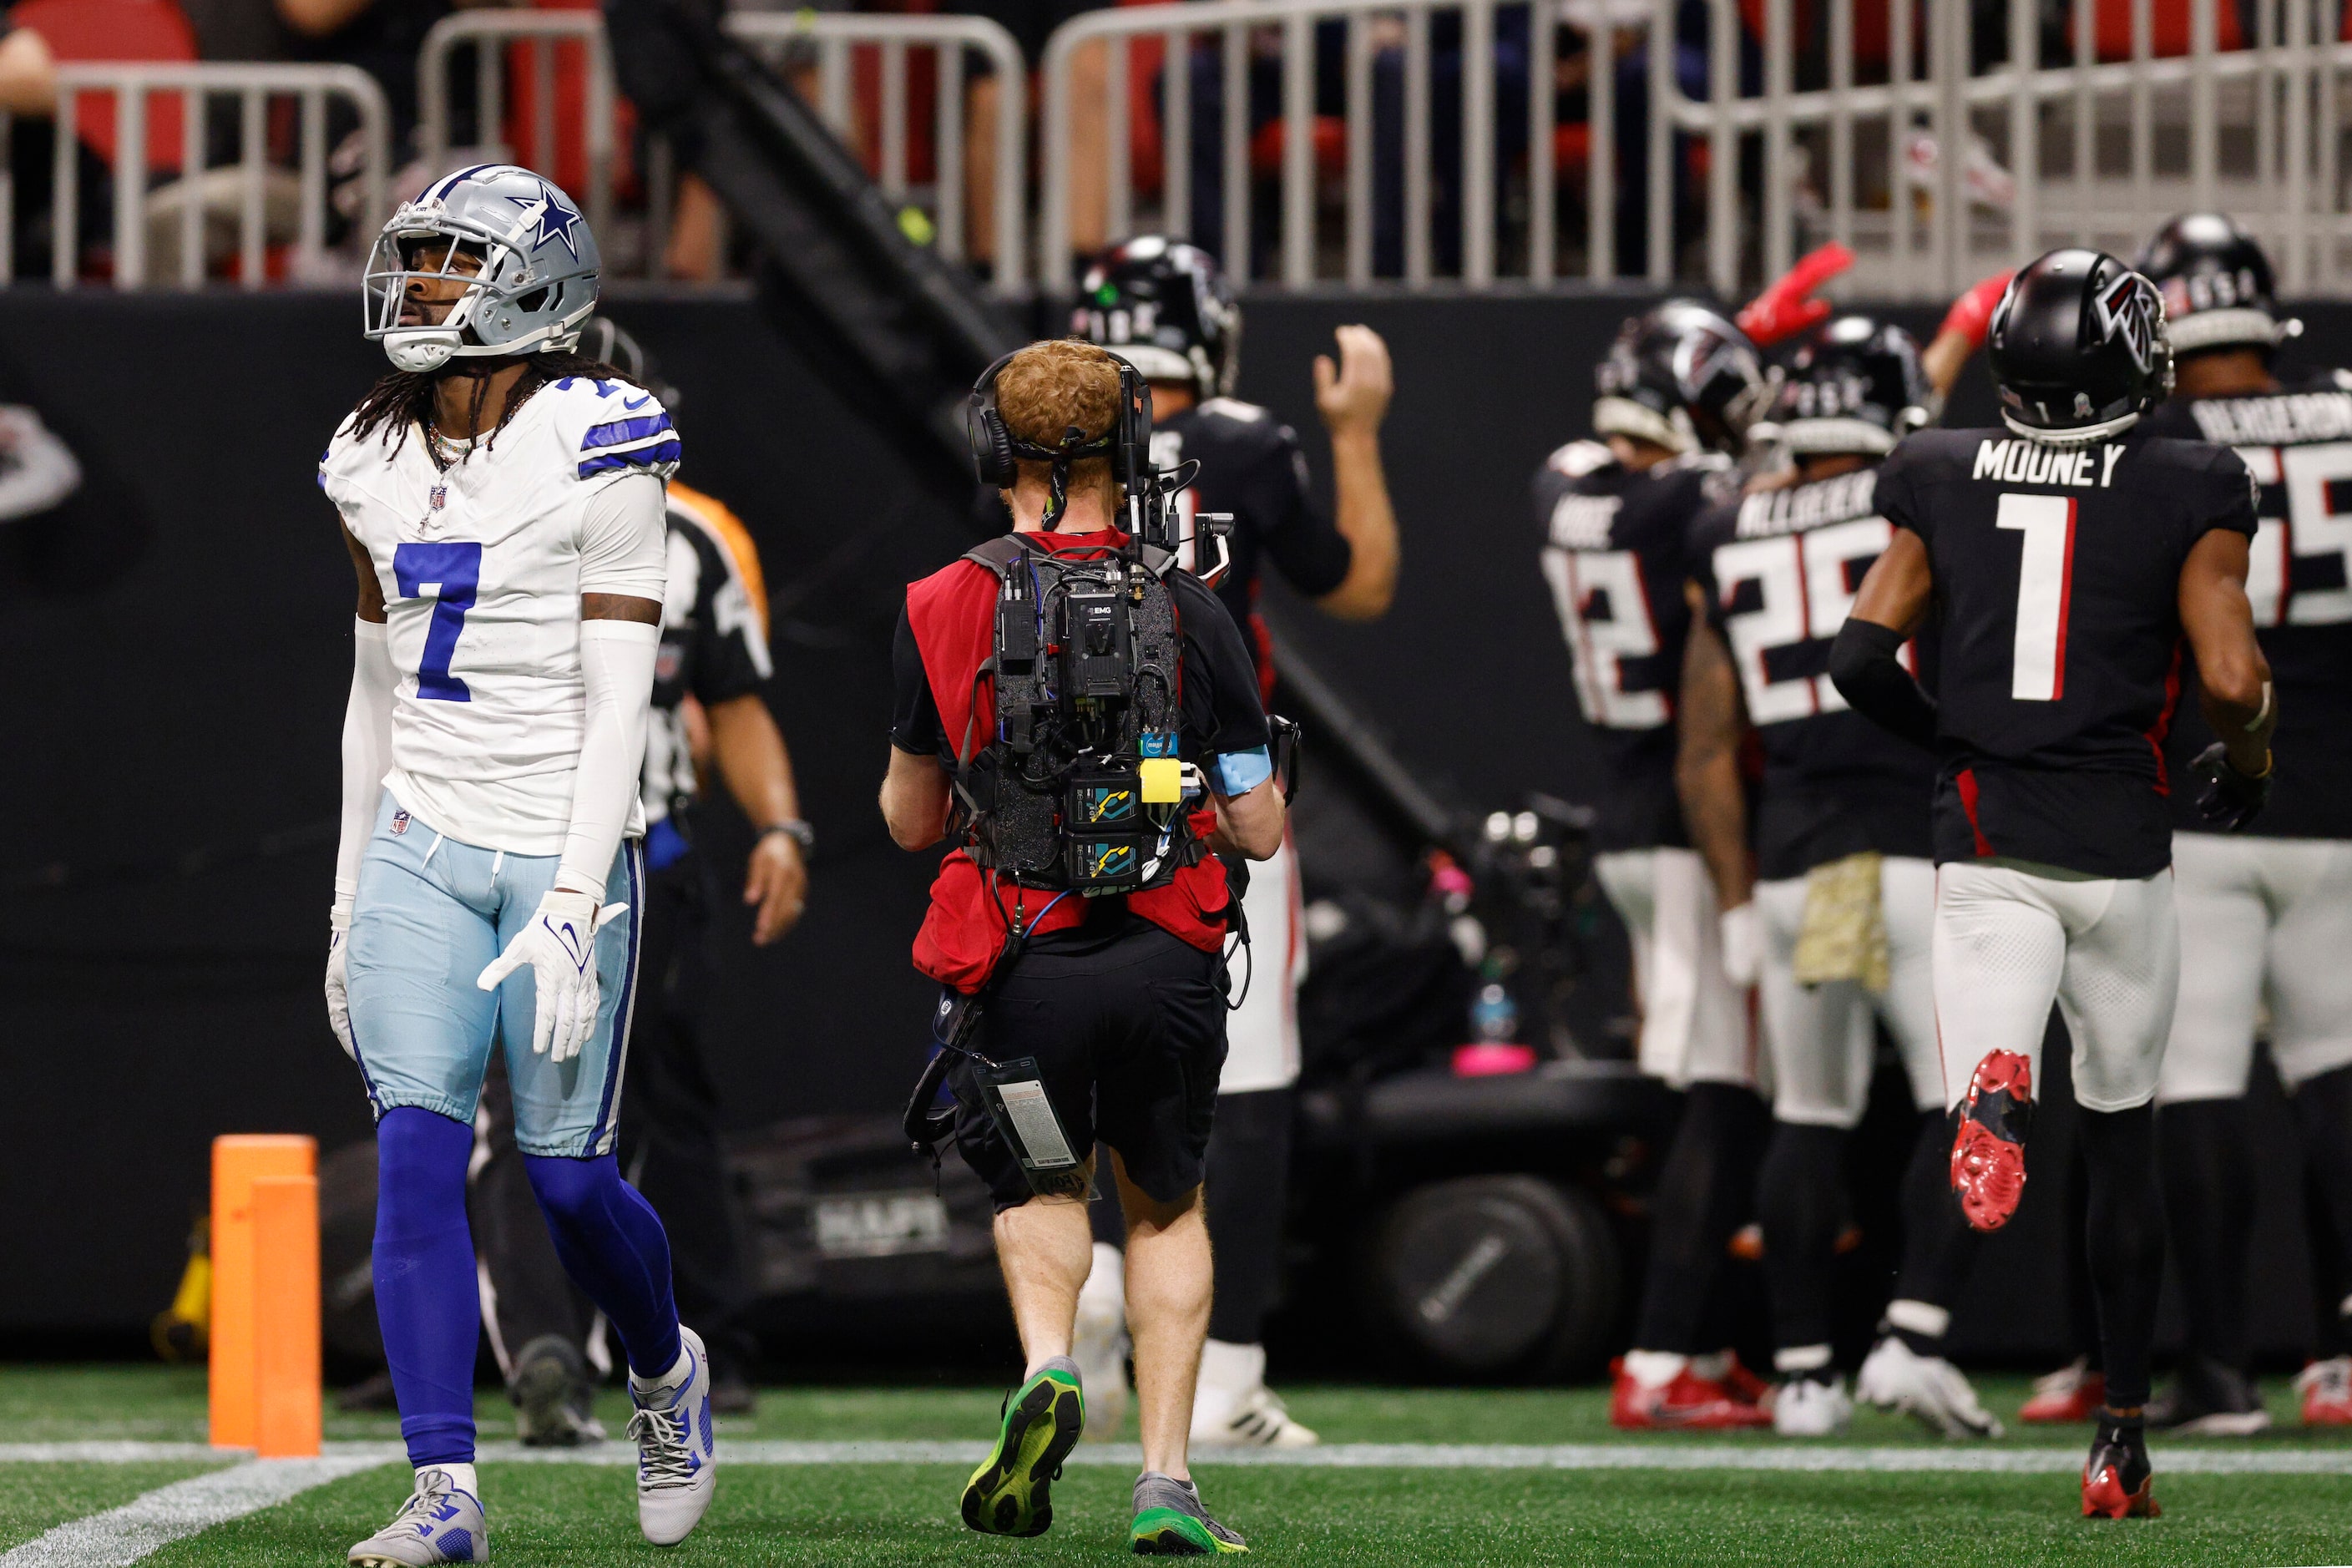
[956,351,1232,895]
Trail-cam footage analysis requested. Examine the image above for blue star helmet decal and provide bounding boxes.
[509,181,584,261]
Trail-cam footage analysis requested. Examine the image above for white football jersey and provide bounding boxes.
[321,374,678,856]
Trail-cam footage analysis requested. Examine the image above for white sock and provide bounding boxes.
[1077,1242,1127,1328]
[1196,1338,1266,1395]
[630,1337,694,1395]
[1622,1350,1687,1390]
[421,1462,478,1500]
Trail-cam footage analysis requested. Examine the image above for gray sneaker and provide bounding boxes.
[1130,1472,1247,1555]
[510,1335,605,1447]
[347,1469,487,1566]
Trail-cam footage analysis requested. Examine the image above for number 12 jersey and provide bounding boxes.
[1873,426,2258,878]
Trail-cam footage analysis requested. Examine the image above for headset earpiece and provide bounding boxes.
[968,351,1020,488]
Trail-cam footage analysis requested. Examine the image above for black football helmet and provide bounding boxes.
[2135,212,2291,356]
[1987,249,2173,445]
[577,315,681,411]
[1593,300,1770,455]
[1758,315,1935,456]
[1071,236,1239,400]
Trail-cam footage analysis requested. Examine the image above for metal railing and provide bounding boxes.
[1040,0,1649,288]
[417,8,1027,289]
[1665,0,2352,299]
[1037,0,2352,298]
[48,62,387,289]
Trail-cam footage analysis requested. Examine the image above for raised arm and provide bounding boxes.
[1313,326,1400,621]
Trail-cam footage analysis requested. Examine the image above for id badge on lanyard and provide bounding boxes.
[976,1056,1090,1200]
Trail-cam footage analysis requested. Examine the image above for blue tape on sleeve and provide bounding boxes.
[1215,746,1273,797]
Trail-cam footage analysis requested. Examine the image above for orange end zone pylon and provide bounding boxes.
[209,1135,317,1452]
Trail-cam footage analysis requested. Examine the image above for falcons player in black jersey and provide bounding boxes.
[2131,213,2352,1432]
[1067,236,1400,1450]
[1834,249,2274,1518]
[1678,317,2000,1439]
[1534,301,1777,1429]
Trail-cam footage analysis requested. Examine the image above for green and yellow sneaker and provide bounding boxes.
[1130,1472,1248,1555]
[960,1357,1085,1538]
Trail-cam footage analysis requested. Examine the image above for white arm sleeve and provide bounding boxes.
[558,619,660,898]
[577,471,670,600]
[335,619,395,929]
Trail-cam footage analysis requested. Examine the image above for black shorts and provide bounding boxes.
[948,917,1228,1213]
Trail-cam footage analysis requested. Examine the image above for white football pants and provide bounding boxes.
[2159,832,2352,1103]
[1759,855,1940,1128]
[1931,862,2179,1115]
[1222,832,1303,1095]
[1596,847,1763,1091]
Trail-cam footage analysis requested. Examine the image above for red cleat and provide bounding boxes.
[1717,1352,1773,1409]
[2021,1358,2107,1424]
[1951,1050,2035,1232]
[1610,1363,1773,1429]
[2081,1418,2158,1519]
[2296,1357,2352,1425]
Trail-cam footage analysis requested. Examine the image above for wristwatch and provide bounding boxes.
[760,819,815,852]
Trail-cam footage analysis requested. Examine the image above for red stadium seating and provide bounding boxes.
[12,0,197,174]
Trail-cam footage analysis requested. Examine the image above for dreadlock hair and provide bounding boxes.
[341,350,648,459]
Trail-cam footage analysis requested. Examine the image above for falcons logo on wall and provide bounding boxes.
[2092,274,2160,374]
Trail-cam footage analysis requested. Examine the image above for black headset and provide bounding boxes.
[967,346,1153,527]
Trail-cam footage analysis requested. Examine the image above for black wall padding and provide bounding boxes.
[5,286,2344,1353]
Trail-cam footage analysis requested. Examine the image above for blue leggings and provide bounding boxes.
[375,1107,680,1466]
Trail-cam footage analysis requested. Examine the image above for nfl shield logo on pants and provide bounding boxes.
[392,810,411,835]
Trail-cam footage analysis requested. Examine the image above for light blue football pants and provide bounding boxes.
[346,795,643,1156]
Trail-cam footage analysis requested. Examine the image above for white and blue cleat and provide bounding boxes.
[626,1324,716,1545]
[347,1469,487,1566]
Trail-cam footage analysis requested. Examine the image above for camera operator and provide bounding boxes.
[1068,235,1399,1449]
[883,339,1282,1554]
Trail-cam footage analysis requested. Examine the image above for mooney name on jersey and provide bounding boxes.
[320,377,680,856]
[1533,441,1727,852]
[1874,426,2258,878]
[1688,463,1935,879]
[2144,372,2352,839]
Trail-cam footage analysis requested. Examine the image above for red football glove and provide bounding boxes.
[1940,270,2017,351]
[1736,242,1855,347]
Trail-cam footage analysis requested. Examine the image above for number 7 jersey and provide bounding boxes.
[1874,425,2257,878]
[319,376,678,857]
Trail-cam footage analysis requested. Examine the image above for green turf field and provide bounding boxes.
[13,1364,2352,1565]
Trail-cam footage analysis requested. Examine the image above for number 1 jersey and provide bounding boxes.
[1687,463,1935,879]
[2142,372,2352,840]
[1533,441,1729,852]
[319,377,679,857]
[1874,426,2257,878]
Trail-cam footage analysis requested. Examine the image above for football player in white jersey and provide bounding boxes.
[318,165,715,1563]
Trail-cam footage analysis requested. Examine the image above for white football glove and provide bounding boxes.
[476,889,630,1062]
[325,905,357,1061]
[1719,901,1763,989]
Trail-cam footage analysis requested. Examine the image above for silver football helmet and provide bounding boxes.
[363,164,600,373]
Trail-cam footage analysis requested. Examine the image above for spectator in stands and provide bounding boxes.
[947,0,1105,279]
[279,0,513,154]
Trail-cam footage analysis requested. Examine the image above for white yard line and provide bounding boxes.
[0,1453,392,1568]
[11,1438,2352,1474]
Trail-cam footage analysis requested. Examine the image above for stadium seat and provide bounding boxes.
[503,0,640,203]
[2073,0,2247,59]
[12,0,197,175]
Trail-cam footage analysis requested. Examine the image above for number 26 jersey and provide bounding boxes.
[1874,426,2257,878]
[2143,374,2352,839]
[319,376,678,857]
